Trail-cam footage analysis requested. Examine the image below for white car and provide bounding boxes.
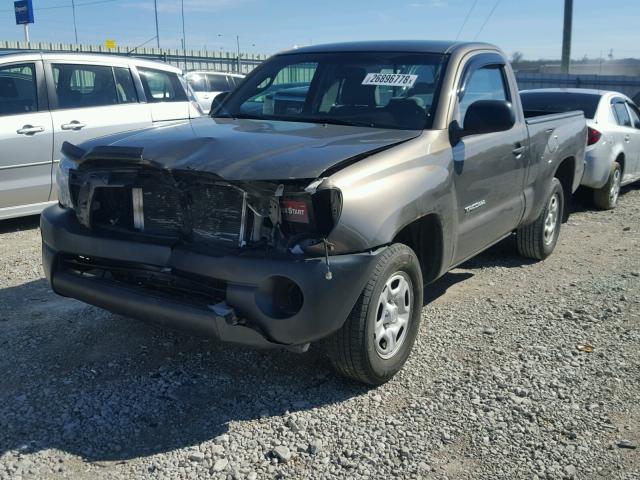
[0,51,202,220]
[185,71,244,113]
[521,88,640,209]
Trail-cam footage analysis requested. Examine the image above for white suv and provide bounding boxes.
[0,51,202,220]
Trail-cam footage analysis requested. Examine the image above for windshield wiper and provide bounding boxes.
[213,112,263,120]
[317,118,375,128]
[214,112,375,128]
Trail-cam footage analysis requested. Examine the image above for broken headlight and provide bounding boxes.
[279,187,342,246]
[56,157,77,209]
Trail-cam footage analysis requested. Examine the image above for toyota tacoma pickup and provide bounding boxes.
[41,41,587,384]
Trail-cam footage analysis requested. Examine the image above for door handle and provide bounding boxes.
[17,125,45,135]
[512,144,526,156]
[61,121,86,131]
[624,135,630,142]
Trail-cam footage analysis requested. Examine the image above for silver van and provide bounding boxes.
[0,51,202,220]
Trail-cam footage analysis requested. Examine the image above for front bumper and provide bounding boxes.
[41,206,380,348]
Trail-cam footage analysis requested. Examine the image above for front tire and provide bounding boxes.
[325,243,423,385]
[516,177,564,260]
[593,161,621,210]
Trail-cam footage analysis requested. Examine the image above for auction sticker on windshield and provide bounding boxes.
[362,73,418,88]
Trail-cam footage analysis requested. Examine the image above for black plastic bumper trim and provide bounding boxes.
[41,205,381,346]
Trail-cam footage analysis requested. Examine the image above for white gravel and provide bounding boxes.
[0,186,639,480]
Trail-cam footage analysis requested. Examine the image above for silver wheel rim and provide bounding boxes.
[543,193,560,246]
[610,169,621,205]
[374,272,412,360]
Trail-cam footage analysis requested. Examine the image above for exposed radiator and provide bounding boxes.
[90,181,247,248]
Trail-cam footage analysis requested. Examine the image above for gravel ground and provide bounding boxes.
[0,186,638,480]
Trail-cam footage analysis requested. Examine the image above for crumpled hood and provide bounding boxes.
[76,117,421,180]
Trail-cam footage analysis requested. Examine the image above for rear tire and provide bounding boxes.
[516,177,564,260]
[593,162,622,210]
[325,243,423,385]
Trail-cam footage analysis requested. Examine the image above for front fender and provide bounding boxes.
[327,131,455,259]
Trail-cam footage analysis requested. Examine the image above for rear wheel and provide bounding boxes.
[593,162,622,210]
[516,177,564,260]
[325,243,423,385]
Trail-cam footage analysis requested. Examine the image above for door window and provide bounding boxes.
[626,102,640,129]
[114,67,138,104]
[0,63,38,116]
[207,74,230,92]
[138,68,187,103]
[458,65,508,123]
[186,73,208,92]
[612,101,632,127]
[52,64,119,109]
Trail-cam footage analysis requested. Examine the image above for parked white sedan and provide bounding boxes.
[521,88,640,209]
[185,71,244,113]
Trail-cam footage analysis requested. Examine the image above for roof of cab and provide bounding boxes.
[277,40,497,56]
[0,50,182,73]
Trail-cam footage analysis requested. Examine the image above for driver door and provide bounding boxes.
[451,55,528,264]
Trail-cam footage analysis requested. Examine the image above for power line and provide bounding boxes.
[474,0,502,40]
[455,0,478,40]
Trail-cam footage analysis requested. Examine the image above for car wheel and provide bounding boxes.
[516,177,564,260]
[593,162,622,210]
[325,243,423,385]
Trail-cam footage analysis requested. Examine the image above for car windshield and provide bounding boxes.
[213,51,448,130]
[520,92,601,119]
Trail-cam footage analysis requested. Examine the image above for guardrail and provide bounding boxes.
[516,72,640,99]
[0,40,268,74]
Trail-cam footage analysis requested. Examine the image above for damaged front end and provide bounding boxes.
[45,143,382,348]
[62,144,343,259]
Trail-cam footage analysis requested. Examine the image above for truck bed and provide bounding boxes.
[523,110,587,218]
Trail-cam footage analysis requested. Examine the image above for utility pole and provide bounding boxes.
[154,0,160,48]
[560,0,573,74]
[71,0,79,44]
[236,35,241,73]
[181,0,187,70]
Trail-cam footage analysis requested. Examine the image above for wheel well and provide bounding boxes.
[554,157,575,222]
[616,153,625,176]
[392,214,443,284]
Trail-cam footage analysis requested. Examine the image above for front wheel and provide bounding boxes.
[516,177,564,260]
[325,243,423,385]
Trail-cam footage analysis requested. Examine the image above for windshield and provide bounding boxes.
[213,52,448,130]
[520,92,601,119]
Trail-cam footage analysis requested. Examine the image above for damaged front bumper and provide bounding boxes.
[41,206,381,348]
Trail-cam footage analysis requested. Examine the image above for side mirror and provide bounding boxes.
[209,91,230,116]
[462,100,515,137]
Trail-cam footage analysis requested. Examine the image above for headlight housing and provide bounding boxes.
[56,157,76,208]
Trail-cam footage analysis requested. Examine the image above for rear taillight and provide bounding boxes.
[587,127,602,146]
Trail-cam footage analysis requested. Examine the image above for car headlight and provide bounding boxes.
[56,157,76,208]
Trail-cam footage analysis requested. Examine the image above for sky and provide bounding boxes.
[0,0,639,60]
